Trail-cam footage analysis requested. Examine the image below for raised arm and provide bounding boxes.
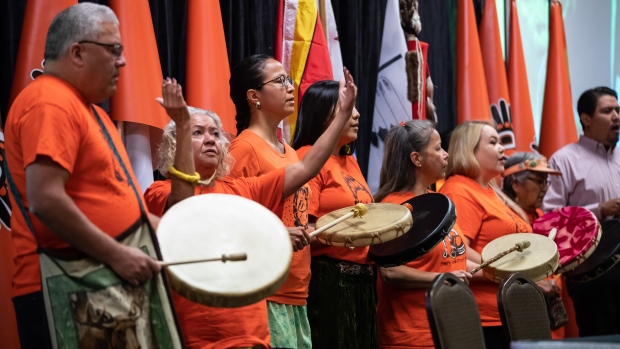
[156,79,196,209]
[282,68,357,199]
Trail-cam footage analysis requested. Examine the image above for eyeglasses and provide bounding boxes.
[256,75,293,89]
[526,176,550,190]
[78,40,124,58]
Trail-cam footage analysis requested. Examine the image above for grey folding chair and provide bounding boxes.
[426,273,486,349]
[498,272,552,346]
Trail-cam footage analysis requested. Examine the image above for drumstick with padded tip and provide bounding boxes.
[470,241,531,275]
[309,203,367,238]
[158,253,247,267]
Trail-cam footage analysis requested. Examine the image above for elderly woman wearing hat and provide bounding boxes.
[502,152,571,337]
[502,152,562,223]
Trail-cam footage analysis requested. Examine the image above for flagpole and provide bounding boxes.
[505,0,510,68]
[319,0,327,41]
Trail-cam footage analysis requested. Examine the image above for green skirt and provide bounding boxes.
[307,256,379,349]
[267,302,312,349]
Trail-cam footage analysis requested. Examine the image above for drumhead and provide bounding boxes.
[315,203,412,247]
[368,193,455,267]
[532,206,600,273]
[481,233,559,283]
[157,194,292,308]
[564,219,620,283]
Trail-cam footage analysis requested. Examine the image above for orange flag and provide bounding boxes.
[507,0,537,153]
[108,0,168,130]
[480,0,514,153]
[186,0,236,136]
[457,0,491,124]
[109,0,169,191]
[539,0,578,159]
[276,0,334,143]
[8,0,76,106]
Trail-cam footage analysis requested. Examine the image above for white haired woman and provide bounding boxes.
[144,76,356,349]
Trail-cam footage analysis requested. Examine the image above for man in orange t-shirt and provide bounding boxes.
[5,4,160,348]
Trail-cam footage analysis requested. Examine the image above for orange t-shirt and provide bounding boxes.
[227,130,311,306]
[377,191,468,348]
[5,75,145,297]
[144,170,285,349]
[528,208,544,225]
[439,174,531,326]
[296,146,374,264]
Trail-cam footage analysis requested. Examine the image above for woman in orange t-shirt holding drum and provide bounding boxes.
[292,80,377,349]
[226,55,357,348]
[374,120,472,349]
[438,121,531,349]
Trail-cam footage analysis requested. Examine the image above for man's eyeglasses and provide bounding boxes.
[78,40,124,58]
[256,75,293,89]
[526,176,550,190]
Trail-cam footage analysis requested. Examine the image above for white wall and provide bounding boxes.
[502,0,619,140]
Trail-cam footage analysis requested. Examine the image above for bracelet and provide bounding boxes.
[168,165,200,184]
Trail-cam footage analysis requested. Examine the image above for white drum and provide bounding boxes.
[157,194,292,308]
[314,203,413,247]
[481,233,559,283]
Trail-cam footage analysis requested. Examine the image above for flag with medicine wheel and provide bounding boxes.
[275,0,334,144]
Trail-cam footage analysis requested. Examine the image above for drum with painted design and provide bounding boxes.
[532,206,600,274]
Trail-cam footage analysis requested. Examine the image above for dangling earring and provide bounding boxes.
[343,144,351,155]
[256,101,261,109]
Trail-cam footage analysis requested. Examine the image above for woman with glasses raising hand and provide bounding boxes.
[227,54,351,349]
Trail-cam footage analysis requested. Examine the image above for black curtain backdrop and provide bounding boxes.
[0,0,462,179]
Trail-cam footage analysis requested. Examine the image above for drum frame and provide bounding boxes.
[564,220,620,283]
[157,194,292,308]
[532,207,601,274]
[481,233,559,283]
[314,203,413,248]
[368,193,456,267]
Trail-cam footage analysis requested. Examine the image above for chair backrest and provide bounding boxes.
[498,272,552,345]
[426,273,486,349]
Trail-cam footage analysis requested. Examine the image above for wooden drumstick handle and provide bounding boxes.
[309,203,367,238]
[470,241,531,275]
[158,253,248,267]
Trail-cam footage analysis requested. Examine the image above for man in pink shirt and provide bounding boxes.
[543,86,620,336]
